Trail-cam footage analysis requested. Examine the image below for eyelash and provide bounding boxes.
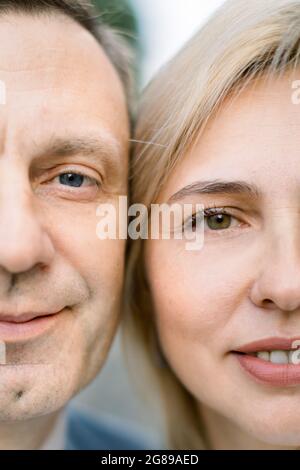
[185,203,244,234]
[49,167,101,189]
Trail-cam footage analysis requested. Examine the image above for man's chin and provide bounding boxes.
[0,362,78,421]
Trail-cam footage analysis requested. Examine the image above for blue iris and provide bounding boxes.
[59,173,84,188]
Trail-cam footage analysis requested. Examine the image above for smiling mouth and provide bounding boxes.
[0,310,64,343]
[233,349,298,364]
[232,350,300,387]
[230,336,300,386]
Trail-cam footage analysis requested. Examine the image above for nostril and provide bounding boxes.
[261,299,274,309]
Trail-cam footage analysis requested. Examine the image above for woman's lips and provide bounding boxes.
[233,352,300,386]
[232,336,300,386]
[234,336,300,353]
[0,311,63,342]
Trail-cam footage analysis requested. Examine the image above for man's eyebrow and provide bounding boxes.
[29,134,124,183]
[168,179,262,203]
[33,135,122,161]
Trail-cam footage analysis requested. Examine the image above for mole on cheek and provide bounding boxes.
[14,390,24,401]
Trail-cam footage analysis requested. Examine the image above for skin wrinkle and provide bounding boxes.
[27,135,125,195]
[145,70,300,449]
[0,12,129,450]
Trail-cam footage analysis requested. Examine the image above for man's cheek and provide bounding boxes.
[83,241,126,287]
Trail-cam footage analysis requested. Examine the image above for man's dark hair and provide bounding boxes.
[0,0,134,113]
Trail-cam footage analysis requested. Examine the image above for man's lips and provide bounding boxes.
[0,309,65,342]
[0,311,61,324]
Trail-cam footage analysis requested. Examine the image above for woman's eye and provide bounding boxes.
[205,212,232,230]
[188,209,242,233]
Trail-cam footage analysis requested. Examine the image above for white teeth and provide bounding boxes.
[289,350,297,364]
[254,349,298,364]
[257,351,270,361]
[270,350,289,364]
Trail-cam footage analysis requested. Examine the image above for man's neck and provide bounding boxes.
[0,410,62,450]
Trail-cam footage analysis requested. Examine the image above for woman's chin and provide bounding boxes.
[239,413,300,448]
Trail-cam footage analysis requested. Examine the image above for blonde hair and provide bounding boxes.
[122,0,300,449]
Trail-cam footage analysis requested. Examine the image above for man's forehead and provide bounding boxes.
[0,12,122,95]
[0,12,129,155]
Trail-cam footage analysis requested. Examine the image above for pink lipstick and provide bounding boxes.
[232,337,300,387]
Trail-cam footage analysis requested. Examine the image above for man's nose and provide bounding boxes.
[249,217,300,313]
[0,173,55,274]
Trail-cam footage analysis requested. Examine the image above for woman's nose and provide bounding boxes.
[249,213,300,312]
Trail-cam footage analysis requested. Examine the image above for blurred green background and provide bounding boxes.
[93,0,139,51]
[93,0,140,89]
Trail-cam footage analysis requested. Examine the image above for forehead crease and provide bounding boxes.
[0,61,103,95]
[0,27,111,94]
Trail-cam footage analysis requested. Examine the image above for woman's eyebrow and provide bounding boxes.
[168,179,262,203]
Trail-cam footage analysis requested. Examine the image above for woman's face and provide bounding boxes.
[145,71,300,448]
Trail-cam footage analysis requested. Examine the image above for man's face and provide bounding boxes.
[0,12,129,420]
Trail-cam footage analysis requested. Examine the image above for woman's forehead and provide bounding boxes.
[158,71,300,201]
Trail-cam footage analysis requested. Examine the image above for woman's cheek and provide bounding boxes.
[147,242,247,352]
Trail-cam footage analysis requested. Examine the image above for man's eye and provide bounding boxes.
[54,172,98,188]
[35,169,101,202]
